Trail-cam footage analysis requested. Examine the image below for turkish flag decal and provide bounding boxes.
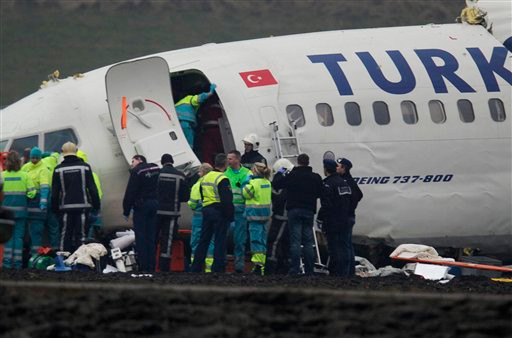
[239,69,278,88]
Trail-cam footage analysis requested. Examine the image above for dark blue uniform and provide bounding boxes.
[156,164,189,271]
[123,162,160,272]
[318,174,352,276]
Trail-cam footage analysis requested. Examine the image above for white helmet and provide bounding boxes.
[273,158,294,173]
[242,133,260,150]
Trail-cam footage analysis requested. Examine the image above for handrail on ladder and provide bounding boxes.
[269,121,301,159]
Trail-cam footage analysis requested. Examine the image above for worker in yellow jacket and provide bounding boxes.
[243,162,272,275]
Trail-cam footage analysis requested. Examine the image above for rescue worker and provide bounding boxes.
[225,150,252,272]
[198,97,224,165]
[51,142,100,253]
[318,159,352,276]
[190,153,234,273]
[1,151,36,268]
[175,83,217,147]
[336,157,363,276]
[242,162,272,275]
[76,150,104,239]
[265,158,294,275]
[241,133,267,169]
[188,162,215,270]
[42,151,60,250]
[272,153,323,276]
[156,153,189,272]
[122,154,160,272]
[22,147,51,255]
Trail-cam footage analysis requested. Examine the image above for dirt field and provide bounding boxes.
[1,270,511,337]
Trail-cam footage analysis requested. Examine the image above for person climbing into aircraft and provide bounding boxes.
[122,154,160,272]
[272,153,323,276]
[41,151,61,250]
[336,157,363,276]
[175,83,217,147]
[241,133,267,169]
[75,150,103,240]
[188,162,215,271]
[51,142,100,253]
[265,158,294,275]
[156,153,189,272]
[243,162,272,275]
[1,151,36,269]
[317,159,352,277]
[225,150,252,273]
[190,153,234,273]
[22,147,51,256]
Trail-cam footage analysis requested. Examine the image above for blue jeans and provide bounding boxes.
[191,207,228,273]
[133,199,158,272]
[287,208,315,275]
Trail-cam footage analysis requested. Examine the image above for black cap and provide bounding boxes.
[336,157,352,169]
[161,153,174,165]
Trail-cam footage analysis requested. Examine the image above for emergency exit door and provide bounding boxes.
[105,57,200,171]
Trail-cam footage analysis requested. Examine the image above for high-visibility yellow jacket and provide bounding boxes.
[22,160,50,208]
[224,166,251,207]
[200,171,228,207]
[1,170,36,218]
[188,178,203,213]
[243,176,271,221]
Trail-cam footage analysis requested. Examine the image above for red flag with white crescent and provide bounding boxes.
[239,69,278,88]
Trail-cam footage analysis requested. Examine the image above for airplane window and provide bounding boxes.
[316,103,334,127]
[44,128,79,152]
[401,101,418,125]
[0,140,8,152]
[429,100,446,124]
[488,98,506,122]
[10,135,39,156]
[457,99,475,123]
[286,105,306,128]
[345,102,361,126]
[373,101,390,125]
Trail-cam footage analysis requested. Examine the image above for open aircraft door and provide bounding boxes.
[105,57,200,173]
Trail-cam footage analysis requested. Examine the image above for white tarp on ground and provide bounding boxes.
[64,243,108,268]
[390,244,455,262]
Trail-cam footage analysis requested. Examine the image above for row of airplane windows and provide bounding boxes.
[286,98,507,128]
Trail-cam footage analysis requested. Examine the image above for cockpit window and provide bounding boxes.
[10,135,39,156]
[44,128,79,152]
[0,140,8,152]
[286,104,306,128]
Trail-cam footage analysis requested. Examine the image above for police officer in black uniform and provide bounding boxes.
[336,157,363,275]
[123,154,160,272]
[317,159,352,277]
[156,153,189,272]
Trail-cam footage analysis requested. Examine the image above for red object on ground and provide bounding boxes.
[391,256,512,273]
[170,240,185,272]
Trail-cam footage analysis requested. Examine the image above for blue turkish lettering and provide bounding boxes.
[415,49,475,93]
[308,54,354,95]
[356,50,416,94]
[467,47,512,92]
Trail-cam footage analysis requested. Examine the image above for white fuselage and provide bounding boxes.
[1,21,511,256]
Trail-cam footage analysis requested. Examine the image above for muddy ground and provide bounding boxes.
[1,270,511,337]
